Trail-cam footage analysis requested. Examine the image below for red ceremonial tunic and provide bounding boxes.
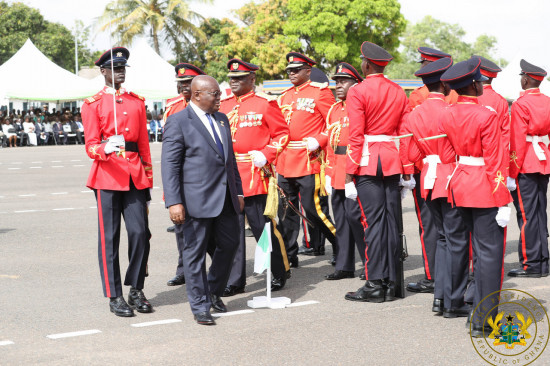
[405,93,455,199]
[82,86,153,191]
[163,94,187,122]
[409,85,459,108]
[325,101,351,189]
[509,88,550,178]
[439,95,511,208]
[220,90,289,197]
[277,80,335,178]
[478,84,510,172]
[346,74,410,176]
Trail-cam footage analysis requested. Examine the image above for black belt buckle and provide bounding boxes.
[334,146,347,155]
[125,141,139,153]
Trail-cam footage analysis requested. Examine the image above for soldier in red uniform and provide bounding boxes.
[344,42,410,303]
[508,60,550,278]
[276,52,337,263]
[163,63,206,287]
[438,57,512,337]
[405,57,471,318]
[82,47,153,317]
[406,47,455,295]
[324,62,366,280]
[219,58,290,293]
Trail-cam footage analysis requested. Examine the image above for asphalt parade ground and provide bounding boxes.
[1,144,548,365]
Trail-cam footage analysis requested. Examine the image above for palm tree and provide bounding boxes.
[97,0,209,55]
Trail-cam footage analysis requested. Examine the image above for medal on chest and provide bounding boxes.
[296,98,316,113]
[239,112,263,128]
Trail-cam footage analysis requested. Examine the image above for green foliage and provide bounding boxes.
[283,0,406,73]
[0,1,93,72]
[386,16,506,79]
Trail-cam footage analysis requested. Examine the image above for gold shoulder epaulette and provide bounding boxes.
[166,95,184,107]
[221,94,234,102]
[129,91,145,101]
[310,81,328,89]
[280,85,294,95]
[255,92,277,101]
[84,93,103,104]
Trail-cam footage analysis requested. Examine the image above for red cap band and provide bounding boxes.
[480,69,498,78]
[178,68,199,77]
[527,73,545,81]
[369,59,389,67]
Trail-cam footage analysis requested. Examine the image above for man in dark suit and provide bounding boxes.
[162,75,244,326]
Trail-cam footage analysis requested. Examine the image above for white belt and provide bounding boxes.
[360,135,393,167]
[446,156,485,189]
[422,155,441,190]
[526,135,546,161]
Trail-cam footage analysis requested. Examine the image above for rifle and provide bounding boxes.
[395,188,409,298]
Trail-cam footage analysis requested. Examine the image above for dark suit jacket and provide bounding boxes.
[162,105,243,218]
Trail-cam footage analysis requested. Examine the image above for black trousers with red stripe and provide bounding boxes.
[226,194,289,288]
[355,167,401,282]
[277,174,336,259]
[512,173,549,274]
[425,196,470,308]
[331,189,366,271]
[412,173,439,281]
[458,206,505,328]
[94,182,150,298]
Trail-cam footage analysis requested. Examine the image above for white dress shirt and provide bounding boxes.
[189,101,223,146]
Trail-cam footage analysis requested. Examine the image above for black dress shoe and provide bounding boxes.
[222,285,245,297]
[128,288,153,313]
[289,256,299,268]
[432,298,443,314]
[406,279,435,293]
[443,304,472,318]
[465,308,473,328]
[383,279,396,302]
[344,280,385,303]
[303,246,325,256]
[471,325,493,338]
[109,296,135,317]
[210,294,227,313]
[325,270,354,280]
[271,277,286,291]
[194,311,216,325]
[328,255,336,266]
[286,270,292,279]
[166,225,176,232]
[508,268,542,278]
[245,228,254,237]
[167,274,186,286]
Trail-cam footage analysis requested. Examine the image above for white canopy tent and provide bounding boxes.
[492,55,550,101]
[0,39,98,103]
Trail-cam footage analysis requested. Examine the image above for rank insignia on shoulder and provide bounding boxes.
[129,91,145,101]
[84,93,103,104]
[310,81,328,89]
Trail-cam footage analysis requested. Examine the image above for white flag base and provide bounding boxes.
[247,296,291,309]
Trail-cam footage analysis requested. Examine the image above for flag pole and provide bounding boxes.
[108,20,118,136]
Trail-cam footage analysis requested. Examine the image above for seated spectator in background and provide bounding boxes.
[52,116,67,145]
[2,118,17,147]
[34,119,49,145]
[14,118,28,146]
[74,114,84,143]
[23,116,37,146]
[69,117,84,144]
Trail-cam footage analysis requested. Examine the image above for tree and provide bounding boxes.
[97,0,209,56]
[0,1,94,73]
[386,16,507,79]
[283,0,406,73]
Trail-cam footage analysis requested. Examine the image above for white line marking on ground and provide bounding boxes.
[89,206,97,209]
[81,191,93,193]
[211,310,255,317]
[51,192,68,195]
[153,186,160,189]
[8,168,21,170]
[52,166,64,168]
[30,166,42,169]
[285,300,319,308]
[0,196,4,198]
[47,329,101,339]
[53,208,75,211]
[51,160,62,163]
[31,161,42,163]
[18,194,36,197]
[0,341,14,346]
[11,162,22,164]
[73,165,85,167]
[130,319,182,328]
[70,159,81,162]
[15,210,39,213]
[0,275,20,279]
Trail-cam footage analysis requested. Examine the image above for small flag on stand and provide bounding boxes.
[254,223,272,274]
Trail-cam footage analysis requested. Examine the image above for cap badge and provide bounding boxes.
[116,52,123,57]
[232,62,239,70]
[289,56,294,62]
[179,69,185,75]
[338,65,343,73]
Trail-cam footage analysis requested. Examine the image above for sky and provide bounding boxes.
[15,0,550,70]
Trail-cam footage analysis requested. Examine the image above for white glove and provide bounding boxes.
[399,175,416,190]
[248,150,267,168]
[495,206,511,227]
[325,175,332,196]
[345,182,357,200]
[400,188,409,200]
[305,137,320,152]
[507,177,517,191]
[146,188,152,208]
[104,139,121,154]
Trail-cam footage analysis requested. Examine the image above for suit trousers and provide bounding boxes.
[94,181,150,298]
[512,173,549,273]
[331,189,366,272]
[277,174,336,259]
[458,207,505,328]
[226,194,290,287]
[178,188,240,314]
[174,229,215,276]
[425,196,470,308]
[412,173,439,281]
[355,165,400,281]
